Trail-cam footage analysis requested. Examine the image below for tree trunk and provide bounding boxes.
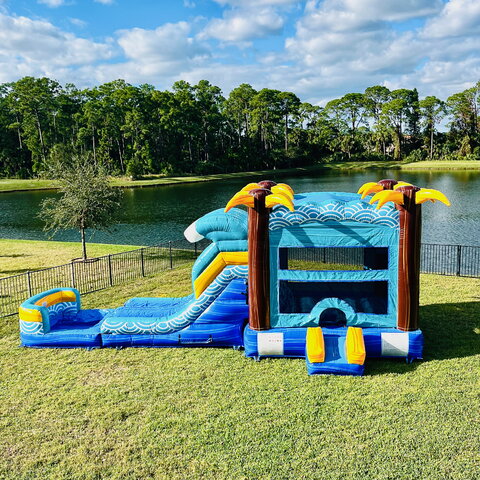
[92,127,97,162]
[81,226,87,261]
[35,112,46,162]
[430,123,434,159]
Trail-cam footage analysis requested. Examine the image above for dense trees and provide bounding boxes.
[0,77,479,178]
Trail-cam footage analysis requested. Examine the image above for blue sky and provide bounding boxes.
[1,0,479,104]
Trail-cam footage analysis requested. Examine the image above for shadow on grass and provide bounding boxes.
[367,300,480,375]
[421,300,480,361]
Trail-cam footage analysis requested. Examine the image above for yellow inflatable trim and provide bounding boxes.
[345,327,366,365]
[19,290,77,323]
[34,290,77,308]
[19,306,43,323]
[306,327,325,363]
[194,251,248,298]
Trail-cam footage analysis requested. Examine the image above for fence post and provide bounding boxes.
[456,245,462,276]
[140,248,145,277]
[27,271,32,296]
[169,241,173,269]
[108,255,113,286]
[70,262,76,289]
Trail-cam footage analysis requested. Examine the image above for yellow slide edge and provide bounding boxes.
[193,251,248,298]
[19,307,43,323]
[306,327,325,363]
[346,327,366,365]
[34,290,77,308]
[19,290,77,323]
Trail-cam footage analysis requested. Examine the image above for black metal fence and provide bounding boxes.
[0,238,210,318]
[0,240,478,318]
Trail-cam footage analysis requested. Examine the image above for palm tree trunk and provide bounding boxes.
[397,188,421,331]
[247,182,276,331]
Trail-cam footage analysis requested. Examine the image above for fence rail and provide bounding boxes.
[1,240,478,318]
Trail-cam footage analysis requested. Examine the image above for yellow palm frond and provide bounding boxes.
[357,182,384,199]
[241,182,261,192]
[393,181,413,190]
[274,183,294,196]
[415,189,451,206]
[224,192,255,212]
[265,194,295,211]
[271,184,294,201]
[369,190,405,209]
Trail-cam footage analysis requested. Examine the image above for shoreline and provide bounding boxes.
[1,160,479,193]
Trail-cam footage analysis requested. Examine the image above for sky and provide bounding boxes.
[1,0,479,104]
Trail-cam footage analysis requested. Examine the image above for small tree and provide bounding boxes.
[40,154,123,260]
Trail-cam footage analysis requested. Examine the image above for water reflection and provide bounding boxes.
[0,169,478,246]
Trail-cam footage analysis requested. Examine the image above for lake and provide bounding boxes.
[1,169,479,246]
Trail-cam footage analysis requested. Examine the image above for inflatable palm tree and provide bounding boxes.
[358,180,450,331]
[225,181,294,331]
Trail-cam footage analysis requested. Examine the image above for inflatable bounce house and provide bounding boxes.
[19,179,450,376]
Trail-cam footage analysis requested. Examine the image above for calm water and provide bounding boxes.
[1,169,479,246]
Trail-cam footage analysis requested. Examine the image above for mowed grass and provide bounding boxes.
[0,239,142,277]
[400,160,480,170]
[0,267,479,480]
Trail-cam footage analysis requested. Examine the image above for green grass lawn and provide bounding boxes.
[0,265,479,480]
[400,160,480,170]
[0,239,142,277]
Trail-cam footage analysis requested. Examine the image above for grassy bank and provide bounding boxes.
[0,239,141,278]
[0,163,391,193]
[1,159,479,193]
[0,263,479,479]
[400,160,480,170]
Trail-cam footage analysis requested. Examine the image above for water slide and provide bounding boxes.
[20,208,250,348]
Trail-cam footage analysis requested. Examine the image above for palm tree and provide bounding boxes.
[225,181,294,331]
[358,180,450,331]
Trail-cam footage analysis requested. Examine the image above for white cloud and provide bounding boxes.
[341,0,443,21]
[280,0,480,101]
[94,0,115,4]
[213,0,296,6]
[0,13,113,83]
[1,0,480,105]
[423,0,480,38]
[202,7,284,43]
[38,0,66,7]
[69,17,87,28]
[118,22,207,62]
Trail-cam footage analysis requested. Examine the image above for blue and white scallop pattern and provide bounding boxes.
[269,201,399,230]
[19,301,78,335]
[20,319,44,335]
[101,265,248,335]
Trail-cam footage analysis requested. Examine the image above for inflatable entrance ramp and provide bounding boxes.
[305,326,366,376]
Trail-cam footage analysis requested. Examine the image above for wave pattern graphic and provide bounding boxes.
[101,265,248,335]
[20,320,44,335]
[19,301,78,335]
[269,201,399,230]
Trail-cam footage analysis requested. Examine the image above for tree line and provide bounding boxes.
[0,77,479,178]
